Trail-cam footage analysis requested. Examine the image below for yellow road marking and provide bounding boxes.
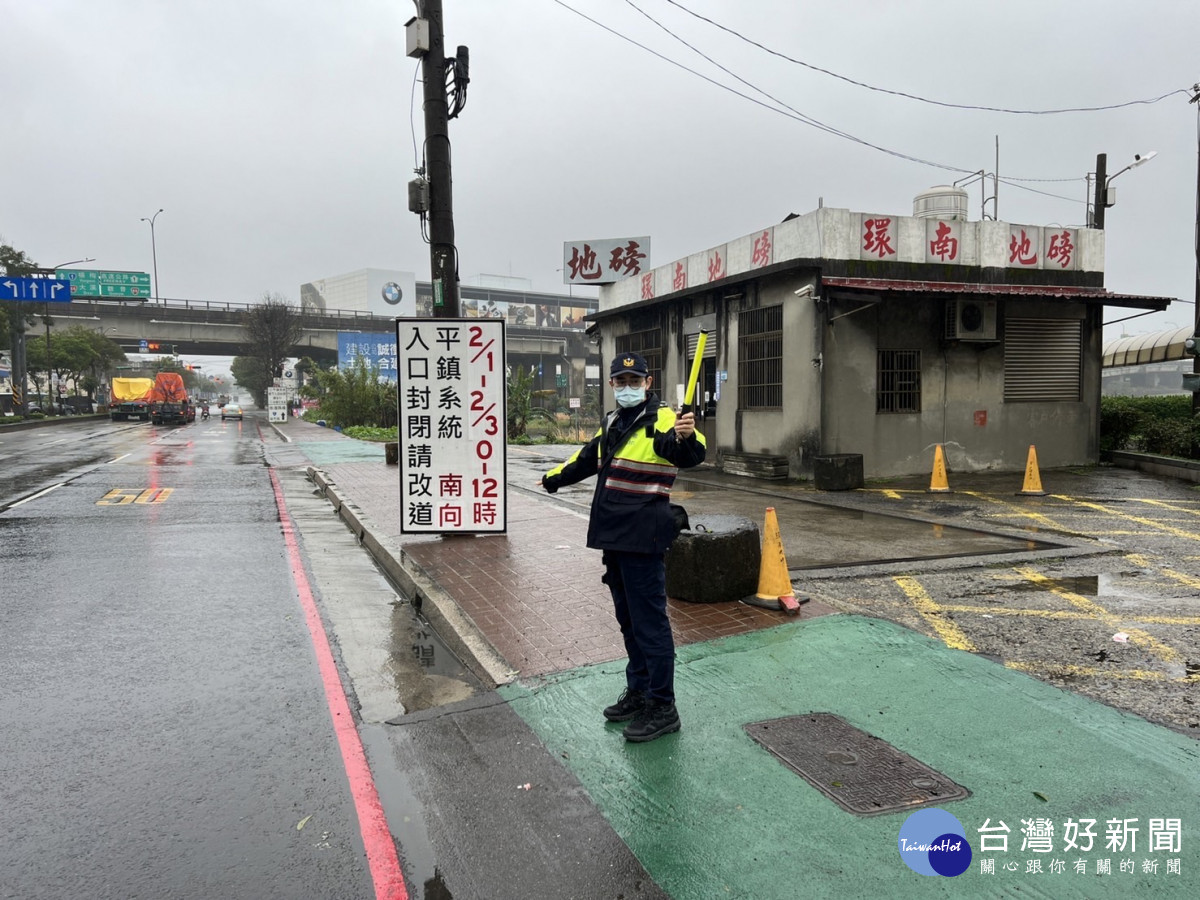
[892,576,977,651]
[1123,552,1200,592]
[97,488,174,506]
[938,603,1200,626]
[1050,494,1200,543]
[959,490,1064,530]
[1014,568,1183,665]
[1135,498,1200,518]
[1006,661,1198,683]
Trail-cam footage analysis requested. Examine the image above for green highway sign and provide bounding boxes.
[57,268,152,299]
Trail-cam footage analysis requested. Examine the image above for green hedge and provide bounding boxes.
[1100,395,1200,458]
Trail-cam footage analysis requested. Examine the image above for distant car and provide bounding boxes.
[221,403,243,420]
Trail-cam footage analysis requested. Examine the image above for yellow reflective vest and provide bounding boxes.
[543,398,706,553]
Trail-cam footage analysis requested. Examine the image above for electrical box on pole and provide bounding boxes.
[416,0,462,317]
[405,17,430,57]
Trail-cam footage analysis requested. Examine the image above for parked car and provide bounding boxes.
[221,403,243,420]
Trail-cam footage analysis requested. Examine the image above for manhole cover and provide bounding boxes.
[744,713,969,817]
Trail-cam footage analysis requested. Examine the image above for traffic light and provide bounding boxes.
[147,342,161,352]
[1185,334,1200,356]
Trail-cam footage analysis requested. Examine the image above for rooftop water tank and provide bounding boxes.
[913,185,969,220]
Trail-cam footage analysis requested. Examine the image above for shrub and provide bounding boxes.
[1101,395,1199,458]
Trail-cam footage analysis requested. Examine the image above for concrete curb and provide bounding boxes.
[305,465,515,689]
[0,413,109,432]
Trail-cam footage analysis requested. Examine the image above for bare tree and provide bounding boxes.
[242,292,303,383]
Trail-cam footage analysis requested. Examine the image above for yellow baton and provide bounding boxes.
[682,330,708,413]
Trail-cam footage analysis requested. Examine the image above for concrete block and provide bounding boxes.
[666,515,760,603]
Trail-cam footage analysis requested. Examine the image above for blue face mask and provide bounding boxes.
[614,385,647,408]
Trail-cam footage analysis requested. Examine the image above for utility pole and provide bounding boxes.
[413,0,462,317]
[1091,153,1108,229]
[1192,88,1200,445]
[9,303,27,414]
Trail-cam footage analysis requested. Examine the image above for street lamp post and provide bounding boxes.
[140,209,163,302]
[44,257,95,413]
[1090,151,1157,230]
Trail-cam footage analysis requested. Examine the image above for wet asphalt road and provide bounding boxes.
[1,418,666,900]
[0,417,375,899]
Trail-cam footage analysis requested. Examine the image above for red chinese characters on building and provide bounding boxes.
[929,222,959,261]
[1046,230,1074,269]
[1009,229,1038,266]
[862,218,896,258]
[640,272,655,300]
[707,249,726,282]
[673,261,687,292]
[609,241,647,277]
[567,244,603,281]
[752,230,772,268]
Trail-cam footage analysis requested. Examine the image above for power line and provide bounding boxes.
[664,0,1190,115]
[552,0,976,175]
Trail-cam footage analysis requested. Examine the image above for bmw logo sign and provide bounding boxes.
[382,281,403,305]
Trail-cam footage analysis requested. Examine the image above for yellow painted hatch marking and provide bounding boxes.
[892,576,977,651]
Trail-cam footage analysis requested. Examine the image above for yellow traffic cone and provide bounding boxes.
[927,444,952,493]
[742,507,804,614]
[1017,445,1046,496]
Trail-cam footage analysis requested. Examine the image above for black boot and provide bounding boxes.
[603,688,646,722]
[623,700,680,742]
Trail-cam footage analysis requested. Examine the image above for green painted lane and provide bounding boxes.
[294,440,385,464]
[501,615,1199,899]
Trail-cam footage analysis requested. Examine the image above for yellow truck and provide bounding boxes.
[109,377,154,422]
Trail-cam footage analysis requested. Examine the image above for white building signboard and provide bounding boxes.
[562,236,650,284]
[396,318,507,534]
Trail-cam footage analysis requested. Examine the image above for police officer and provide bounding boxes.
[541,352,706,742]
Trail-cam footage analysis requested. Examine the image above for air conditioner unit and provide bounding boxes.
[945,299,998,341]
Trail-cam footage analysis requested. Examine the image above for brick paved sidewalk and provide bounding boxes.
[282,421,829,681]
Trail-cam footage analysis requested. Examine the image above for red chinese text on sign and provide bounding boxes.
[863,218,896,258]
[929,222,959,261]
[673,261,687,292]
[396,318,506,534]
[752,230,773,268]
[1009,229,1038,266]
[707,249,726,283]
[640,272,655,300]
[567,244,603,281]
[609,241,647,277]
[1046,230,1074,269]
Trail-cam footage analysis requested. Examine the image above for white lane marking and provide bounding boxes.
[9,482,67,508]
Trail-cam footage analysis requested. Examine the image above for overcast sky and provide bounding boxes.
[5,0,1200,350]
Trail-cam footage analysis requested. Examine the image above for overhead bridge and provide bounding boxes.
[45,297,592,365]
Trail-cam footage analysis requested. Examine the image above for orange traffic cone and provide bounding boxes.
[742,507,806,614]
[1017,445,1046,496]
[927,444,952,493]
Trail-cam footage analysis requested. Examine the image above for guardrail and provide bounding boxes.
[56,297,595,337]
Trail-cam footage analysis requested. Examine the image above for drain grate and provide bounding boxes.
[744,713,969,817]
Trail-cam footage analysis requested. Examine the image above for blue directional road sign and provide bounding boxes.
[0,277,72,302]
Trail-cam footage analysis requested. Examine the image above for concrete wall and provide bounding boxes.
[601,207,1106,313]
[817,296,1097,478]
[711,274,822,473]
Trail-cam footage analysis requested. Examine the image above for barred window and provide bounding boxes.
[615,329,661,386]
[738,305,783,408]
[877,350,921,413]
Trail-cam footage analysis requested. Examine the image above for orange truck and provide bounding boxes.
[148,372,195,426]
[109,377,154,422]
